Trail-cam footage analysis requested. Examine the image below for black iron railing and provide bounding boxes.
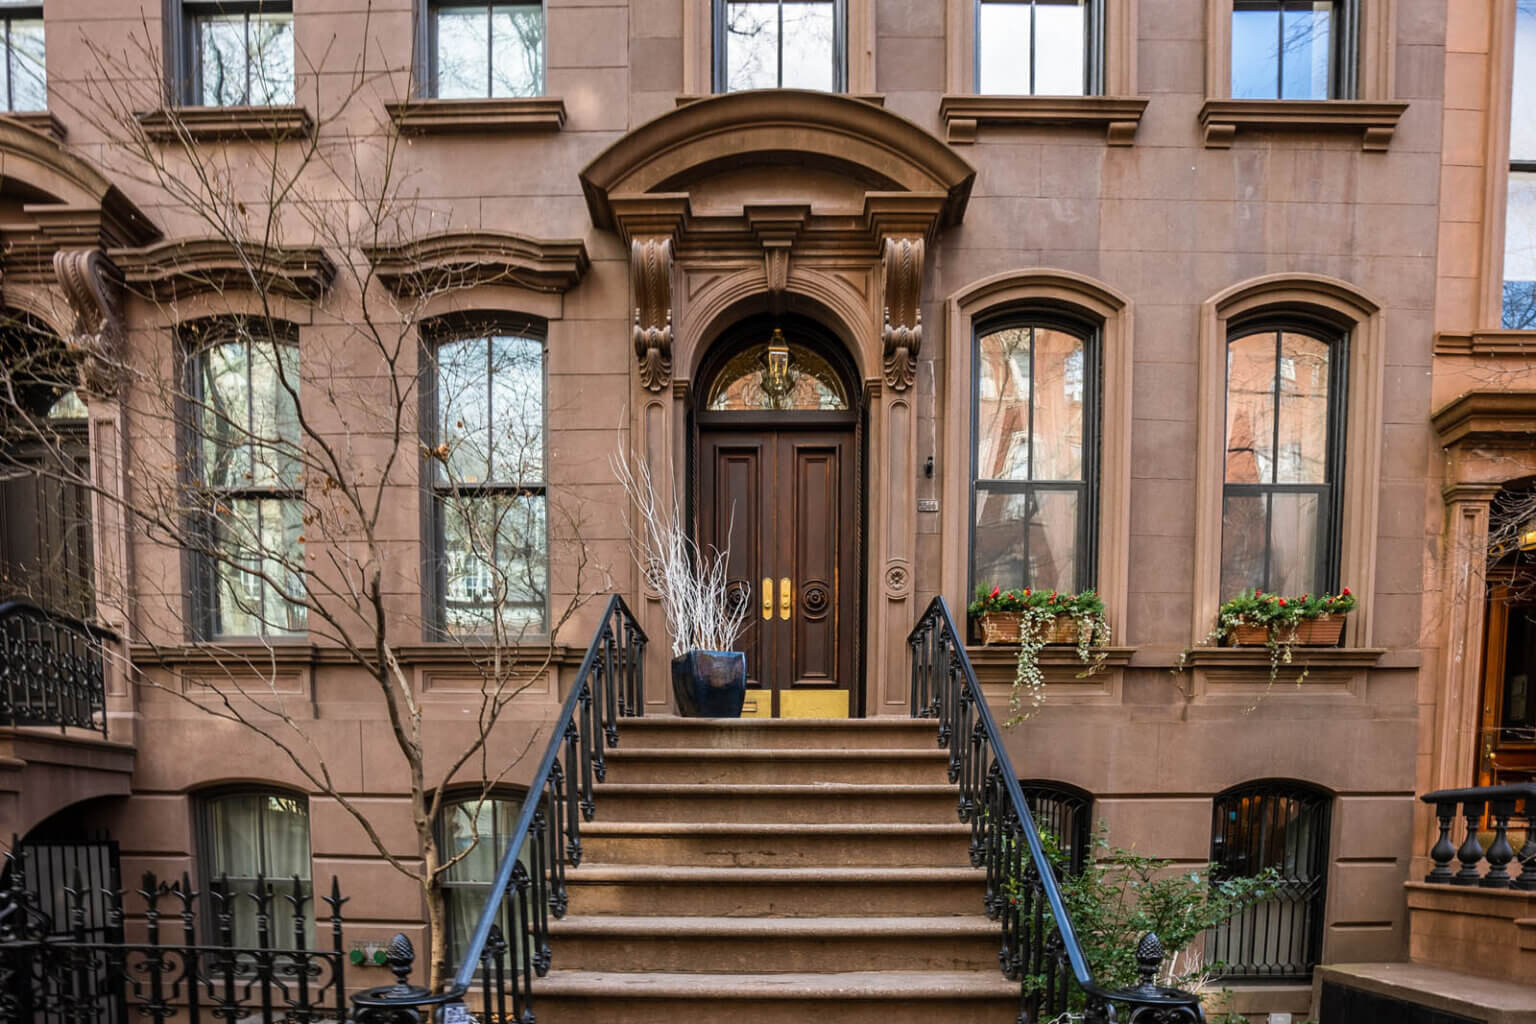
[1420,782,1536,890]
[909,597,1206,1024]
[0,599,114,737]
[0,845,350,1023]
[350,593,645,1023]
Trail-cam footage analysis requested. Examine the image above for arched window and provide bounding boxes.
[1019,780,1093,876]
[186,320,306,638]
[1208,780,1331,979]
[426,318,548,636]
[971,314,1101,595]
[436,791,531,967]
[197,789,311,947]
[1220,320,1346,597]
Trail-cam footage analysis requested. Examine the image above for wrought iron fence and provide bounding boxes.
[909,596,1207,1024]
[0,599,114,737]
[0,843,350,1023]
[1420,782,1536,890]
[349,593,645,1024]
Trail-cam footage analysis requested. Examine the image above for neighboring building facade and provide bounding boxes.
[2,0,1526,1018]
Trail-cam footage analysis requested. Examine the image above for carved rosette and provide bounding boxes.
[881,236,924,391]
[631,237,673,392]
[53,248,126,397]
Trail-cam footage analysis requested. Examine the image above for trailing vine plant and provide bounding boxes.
[968,586,1111,725]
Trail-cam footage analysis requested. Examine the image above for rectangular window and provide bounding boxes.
[971,320,1099,595]
[189,327,307,638]
[437,794,532,967]
[0,2,44,112]
[1504,1,1536,329]
[715,0,843,92]
[430,328,548,636]
[1230,1,1357,100]
[429,1,544,98]
[199,791,311,948]
[976,0,1100,96]
[1220,326,1345,596]
[182,0,294,106]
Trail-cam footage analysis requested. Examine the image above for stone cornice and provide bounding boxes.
[385,97,566,135]
[1198,98,1409,150]
[2,110,65,141]
[109,238,337,301]
[134,105,315,142]
[938,95,1149,145]
[1433,390,1536,447]
[1434,330,1536,356]
[363,230,590,296]
[130,641,586,670]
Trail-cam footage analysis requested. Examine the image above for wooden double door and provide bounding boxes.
[699,417,858,717]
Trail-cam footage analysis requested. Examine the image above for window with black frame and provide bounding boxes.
[198,790,311,947]
[187,322,307,639]
[971,316,1100,596]
[1219,321,1346,598]
[1019,780,1093,876]
[428,324,548,636]
[1208,781,1331,979]
[1503,1,1535,329]
[715,0,843,92]
[1231,0,1357,100]
[436,793,531,967]
[975,0,1100,96]
[427,1,544,98]
[180,0,294,106]
[0,1,44,112]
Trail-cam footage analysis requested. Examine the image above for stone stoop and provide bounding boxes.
[1314,963,1536,1024]
[534,717,1020,1023]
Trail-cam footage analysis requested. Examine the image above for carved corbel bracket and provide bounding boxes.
[763,244,791,297]
[881,236,924,391]
[631,236,673,392]
[53,248,126,397]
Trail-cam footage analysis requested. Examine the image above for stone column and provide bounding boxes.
[1434,483,1502,795]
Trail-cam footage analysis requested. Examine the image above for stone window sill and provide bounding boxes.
[938,95,1149,145]
[1178,646,1385,703]
[967,644,1135,705]
[135,105,315,142]
[1198,99,1408,151]
[1179,646,1385,669]
[1434,330,1536,356]
[3,110,64,141]
[385,97,566,135]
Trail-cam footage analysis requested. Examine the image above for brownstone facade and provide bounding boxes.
[4,0,1529,1018]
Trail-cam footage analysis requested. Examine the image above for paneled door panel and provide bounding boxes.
[705,440,767,690]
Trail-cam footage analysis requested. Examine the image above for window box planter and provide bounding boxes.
[1226,613,1346,648]
[976,612,1080,646]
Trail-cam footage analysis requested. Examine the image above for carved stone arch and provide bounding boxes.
[1193,272,1387,650]
[942,268,1136,638]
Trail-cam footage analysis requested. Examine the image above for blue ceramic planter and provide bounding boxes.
[671,650,747,718]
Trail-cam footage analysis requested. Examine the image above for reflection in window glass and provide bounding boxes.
[432,2,544,98]
[437,795,532,967]
[971,322,1096,595]
[201,792,311,948]
[0,8,44,112]
[194,334,306,637]
[1220,328,1340,597]
[189,4,294,106]
[1231,1,1337,101]
[977,0,1090,96]
[1504,2,1536,328]
[433,331,547,635]
[719,0,840,92]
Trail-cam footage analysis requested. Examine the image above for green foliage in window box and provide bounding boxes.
[969,585,1111,725]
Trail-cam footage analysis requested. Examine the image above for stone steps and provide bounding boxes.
[591,782,961,823]
[611,717,940,750]
[602,746,951,784]
[579,820,976,867]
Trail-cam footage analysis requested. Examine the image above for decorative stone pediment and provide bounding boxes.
[364,230,589,297]
[580,91,974,255]
[109,238,337,300]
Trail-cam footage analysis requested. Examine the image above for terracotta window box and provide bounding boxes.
[1225,614,1347,648]
[385,97,566,135]
[939,95,1149,145]
[1197,99,1408,151]
[973,612,1084,646]
[135,105,315,142]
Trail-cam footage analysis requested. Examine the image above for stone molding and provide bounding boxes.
[110,238,336,301]
[880,237,923,391]
[2,110,65,141]
[1434,329,1536,356]
[938,95,1149,145]
[53,249,126,397]
[364,230,590,297]
[1197,99,1409,150]
[385,97,566,135]
[134,105,314,142]
[1433,389,1536,447]
[631,237,674,392]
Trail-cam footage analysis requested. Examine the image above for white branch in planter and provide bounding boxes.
[612,448,749,657]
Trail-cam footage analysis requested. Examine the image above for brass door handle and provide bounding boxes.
[779,577,792,620]
[762,577,773,621]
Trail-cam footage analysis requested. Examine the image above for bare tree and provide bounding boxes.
[0,18,606,988]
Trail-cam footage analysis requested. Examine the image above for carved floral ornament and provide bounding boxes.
[631,236,673,392]
[881,236,924,392]
[53,248,126,397]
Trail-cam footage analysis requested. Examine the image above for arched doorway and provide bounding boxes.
[693,313,862,718]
